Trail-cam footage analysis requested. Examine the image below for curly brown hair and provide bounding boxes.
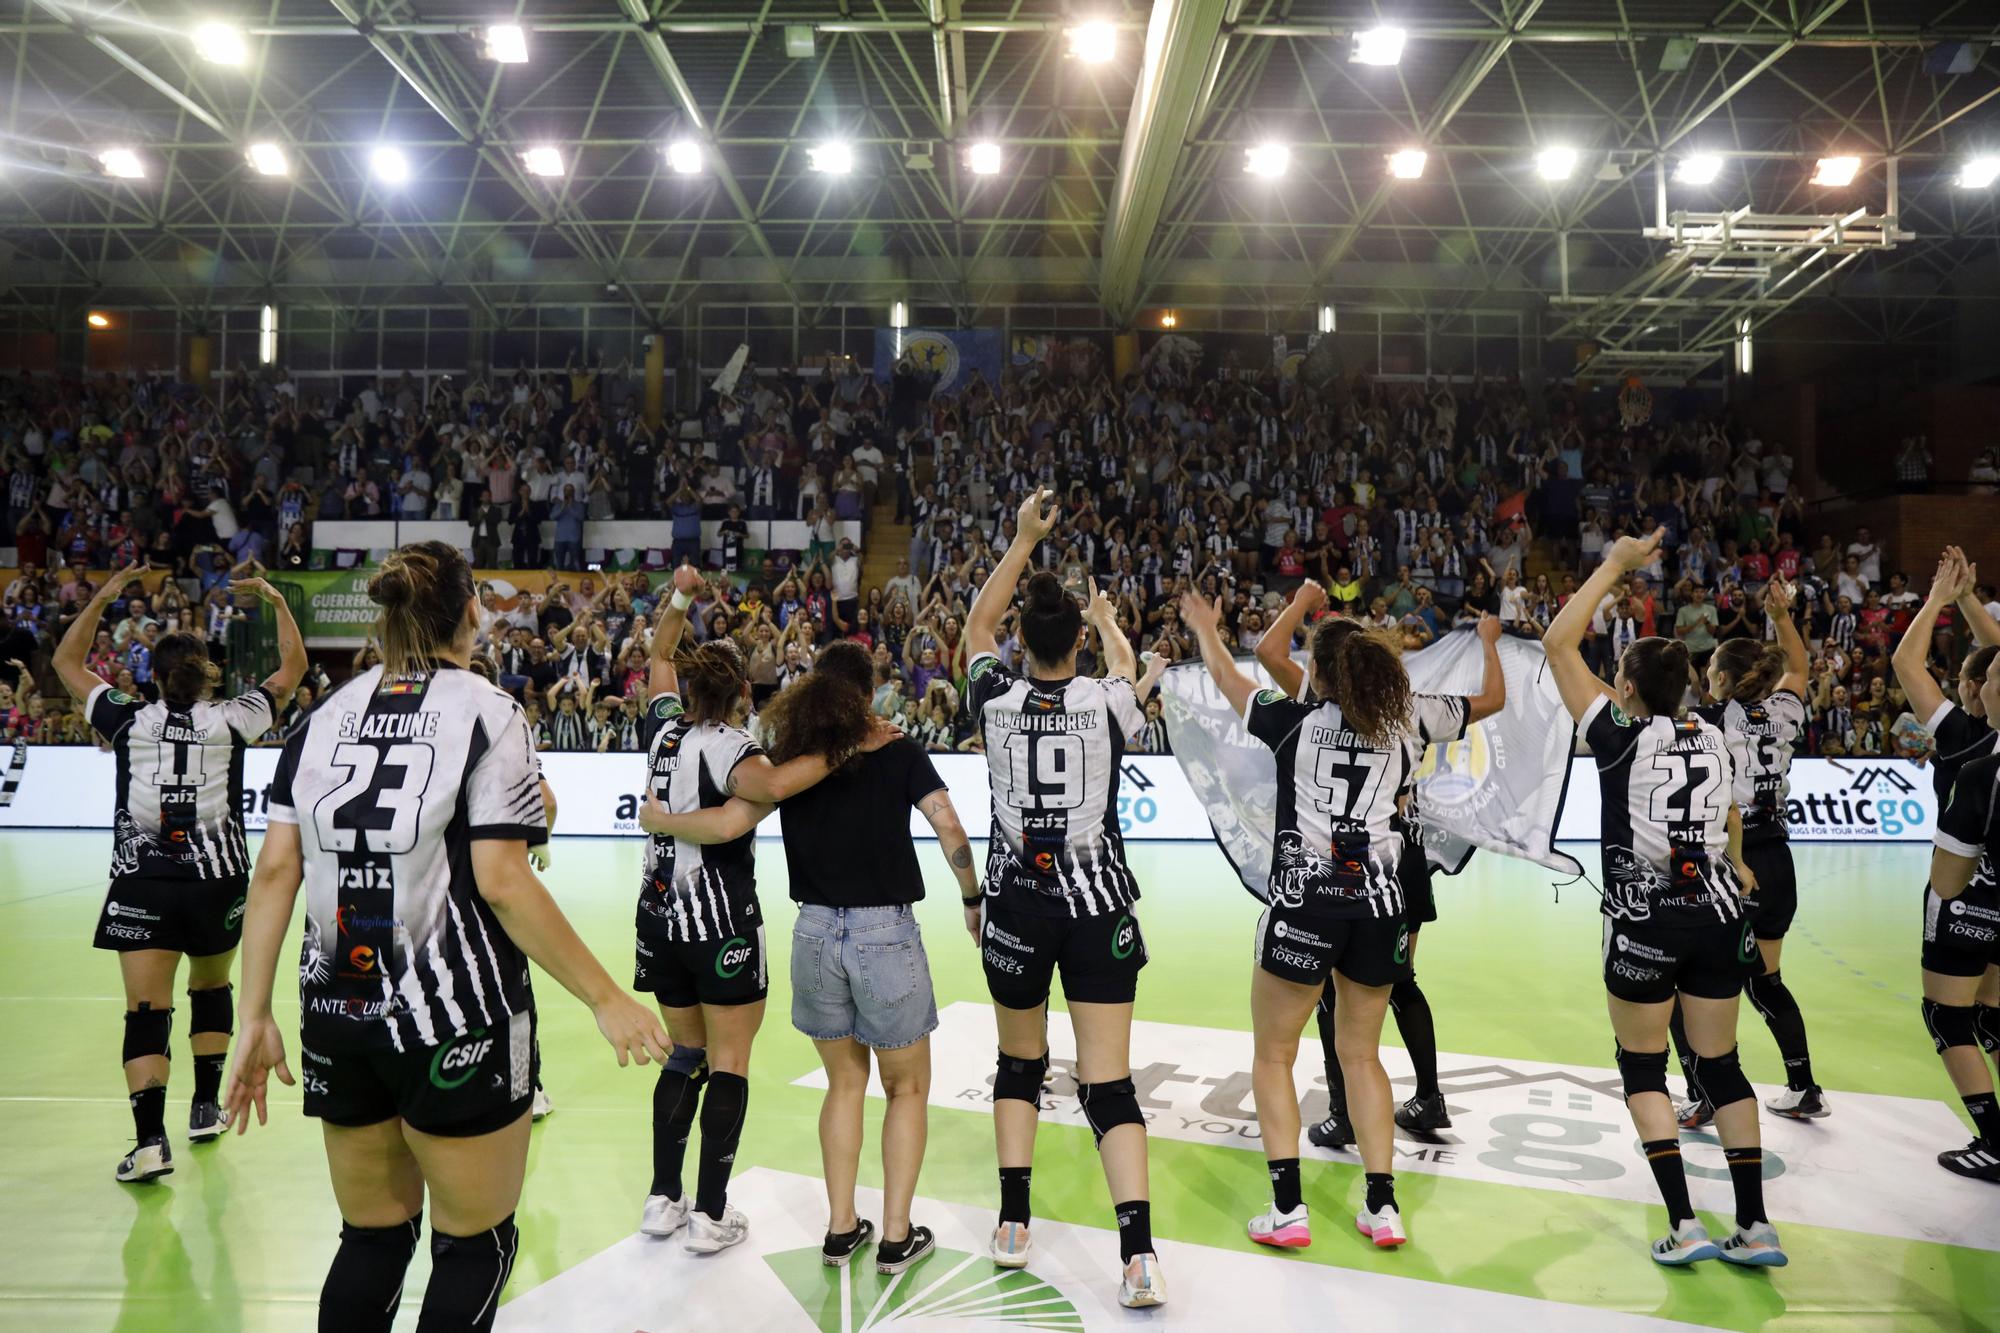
[761,641,874,765]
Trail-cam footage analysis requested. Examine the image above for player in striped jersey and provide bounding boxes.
[224,542,669,1333]
[1546,529,1784,1268]
[633,565,880,1256]
[1893,548,2000,1181]
[1675,577,1822,1124]
[52,562,305,1182]
[1186,591,1493,1252]
[964,489,1165,1309]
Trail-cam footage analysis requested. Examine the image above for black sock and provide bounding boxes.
[1725,1147,1766,1229]
[1314,998,1346,1117]
[317,1214,420,1333]
[694,1072,748,1220]
[1964,1092,2000,1146]
[1976,1004,2000,1056]
[1268,1157,1302,1213]
[193,1053,227,1104]
[129,1086,166,1144]
[998,1166,1033,1225]
[1747,971,1814,1090]
[422,1215,518,1333]
[1390,976,1439,1100]
[650,1061,705,1199]
[1114,1200,1151,1261]
[1642,1140,1694,1226]
[1667,1001,1699,1093]
[1363,1172,1396,1213]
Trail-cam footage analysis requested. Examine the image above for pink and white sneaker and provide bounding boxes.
[1247,1202,1310,1248]
[1355,1202,1407,1248]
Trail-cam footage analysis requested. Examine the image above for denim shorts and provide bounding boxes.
[790,904,939,1049]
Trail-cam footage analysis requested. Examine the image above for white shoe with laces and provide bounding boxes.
[1765,1086,1828,1119]
[1718,1220,1788,1267]
[1118,1252,1166,1308]
[1247,1202,1310,1248]
[1651,1220,1721,1265]
[530,1085,554,1121]
[989,1221,1032,1268]
[114,1138,173,1184]
[1354,1202,1406,1248]
[683,1204,750,1255]
[640,1193,689,1237]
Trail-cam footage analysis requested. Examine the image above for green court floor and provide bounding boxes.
[1,833,1994,1331]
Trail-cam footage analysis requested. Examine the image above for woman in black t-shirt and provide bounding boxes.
[646,642,978,1274]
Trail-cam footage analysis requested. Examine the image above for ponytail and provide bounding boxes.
[155,632,220,710]
[673,638,749,725]
[367,540,476,676]
[1619,636,1693,716]
[1019,571,1083,669]
[1711,638,1786,703]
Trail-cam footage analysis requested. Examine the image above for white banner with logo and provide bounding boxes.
[0,746,1941,844]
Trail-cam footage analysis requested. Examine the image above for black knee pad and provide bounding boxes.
[188,984,234,1037]
[425,1214,518,1332]
[1977,1004,2000,1056]
[1389,976,1422,1011]
[123,1004,173,1064]
[1698,1047,1753,1109]
[664,1043,708,1081]
[1614,1043,1669,1100]
[993,1050,1048,1106]
[1744,970,1798,1020]
[320,1214,421,1333]
[1076,1077,1145,1146]
[1924,998,1981,1053]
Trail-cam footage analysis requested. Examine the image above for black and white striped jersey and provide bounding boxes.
[966,652,1145,917]
[1935,750,2000,897]
[1691,690,1806,844]
[1581,695,1745,925]
[268,665,546,1052]
[1245,689,1468,918]
[87,680,272,882]
[1924,700,1996,803]
[637,692,764,941]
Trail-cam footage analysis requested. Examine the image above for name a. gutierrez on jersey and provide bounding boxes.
[988,709,1096,734]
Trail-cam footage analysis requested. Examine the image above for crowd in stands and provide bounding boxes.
[2,353,1995,765]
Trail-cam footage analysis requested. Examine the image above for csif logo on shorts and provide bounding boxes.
[429,1029,495,1090]
[715,937,753,978]
[1394,926,1410,965]
[1110,914,1136,960]
[225,896,247,929]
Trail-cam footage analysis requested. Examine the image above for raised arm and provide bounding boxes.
[1083,578,1135,681]
[1466,613,1507,722]
[52,562,145,704]
[1180,590,1257,717]
[648,564,704,699]
[1762,578,1809,697]
[1891,553,1960,722]
[1255,581,1323,700]
[967,486,1056,661]
[1545,529,1662,722]
[235,577,306,708]
[1948,547,1999,647]
[1134,643,1172,705]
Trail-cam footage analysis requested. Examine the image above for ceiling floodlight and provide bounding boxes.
[1810,155,1861,186]
[522,145,565,177]
[371,146,410,183]
[1536,146,1578,181]
[666,139,702,174]
[193,21,246,66]
[1388,149,1427,179]
[1318,305,1336,334]
[87,312,111,329]
[246,141,289,176]
[808,142,853,175]
[1067,22,1116,64]
[484,24,528,63]
[1957,156,2000,189]
[967,141,1002,175]
[1244,142,1290,178]
[1676,154,1722,185]
[259,304,278,364]
[1160,311,1177,329]
[1352,26,1405,66]
[99,148,145,179]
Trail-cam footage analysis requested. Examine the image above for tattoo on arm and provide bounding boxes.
[950,844,972,869]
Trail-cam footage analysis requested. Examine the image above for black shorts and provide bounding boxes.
[1744,839,1797,941]
[634,926,769,1008]
[1399,838,1436,930]
[1601,915,1755,1005]
[92,875,246,956]
[1255,900,1409,989]
[302,1009,536,1137]
[1921,883,2000,977]
[980,900,1147,1010]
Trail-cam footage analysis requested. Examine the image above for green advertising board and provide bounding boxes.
[275,568,383,647]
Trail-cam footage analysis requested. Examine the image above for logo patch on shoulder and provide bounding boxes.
[1609,704,1631,725]
[1255,688,1288,706]
[651,695,683,720]
[107,690,136,705]
[968,656,998,681]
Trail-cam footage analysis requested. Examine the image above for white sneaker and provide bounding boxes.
[683,1204,750,1255]
[1718,1220,1788,1267]
[989,1221,1032,1268]
[1765,1086,1828,1119]
[1118,1252,1167,1308]
[187,1100,229,1143]
[1651,1220,1721,1266]
[1354,1202,1406,1248]
[640,1193,689,1237]
[1247,1201,1310,1248]
[530,1085,554,1121]
[115,1138,173,1184]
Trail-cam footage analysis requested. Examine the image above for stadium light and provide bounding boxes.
[258,304,278,364]
[522,146,565,177]
[1318,305,1336,334]
[1736,316,1753,375]
[193,21,246,66]
[891,301,908,354]
[808,142,853,175]
[87,312,111,329]
[967,141,1003,176]
[246,142,289,177]
[1811,155,1860,186]
[1388,148,1427,180]
[1958,156,2000,189]
[1536,146,1578,181]
[666,139,702,174]
[1676,154,1722,185]
[370,146,410,184]
[1067,22,1116,64]
[1351,26,1405,66]
[99,148,145,180]
[483,24,528,63]
[1160,311,1177,329]
[1244,142,1290,178]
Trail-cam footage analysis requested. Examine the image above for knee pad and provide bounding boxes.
[1614,1043,1669,1100]
[1697,1047,1753,1109]
[1744,970,1798,1021]
[1977,1004,2000,1056]
[1389,976,1425,1012]
[664,1043,708,1080]
[426,1214,519,1330]
[1924,998,1981,1053]
[188,984,234,1037]
[1076,1078,1145,1147]
[321,1215,422,1328]
[993,1050,1049,1106]
[123,1004,173,1064]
